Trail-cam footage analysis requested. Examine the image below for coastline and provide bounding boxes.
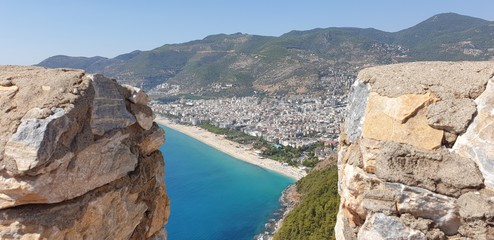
[154,115,306,181]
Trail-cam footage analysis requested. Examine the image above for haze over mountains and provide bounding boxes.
[38,13,494,97]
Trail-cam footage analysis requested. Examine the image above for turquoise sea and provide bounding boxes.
[160,126,294,240]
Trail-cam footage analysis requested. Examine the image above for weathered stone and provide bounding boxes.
[458,220,493,240]
[453,79,494,189]
[443,132,458,146]
[400,213,433,232]
[375,142,483,197]
[337,62,494,240]
[425,229,446,240]
[0,85,18,98]
[361,185,397,215]
[359,181,461,235]
[338,164,374,226]
[388,183,461,235]
[362,92,443,150]
[0,131,137,209]
[131,103,154,130]
[357,213,426,240]
[359,61,494,99]
[0,67,167,239]
[359,138,381,173]
[139,125,165,155]
[344,80,369,143]
[426,98,477,134]
[0,79,12,86]
[123,84,149,105]
[0,152,167,239]
[90,74,136,136]
[4,108,69,172]
[335,204,357,240]
[150,228,168,240]
[457,191,494,220]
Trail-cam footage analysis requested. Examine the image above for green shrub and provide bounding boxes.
[274,165,339,240]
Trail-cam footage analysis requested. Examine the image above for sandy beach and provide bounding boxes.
[154,116,306,180]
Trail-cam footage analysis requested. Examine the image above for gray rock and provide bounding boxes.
[123,84,149,105]
[458,220,493,240]
[358,213,426,240]
[359,181,461,235]
[90,74,136,136]
[375,142,483,197]
[131,103,154,130]
[457,191,494,220]
[358,61,494,99]
[4,108,69,172]
[387,183,461,235]
[344,80,369,143]
[400,213,433,232]
[426,98,477,134]
[453,79,494,189]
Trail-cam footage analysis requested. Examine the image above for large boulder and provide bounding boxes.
[0,66,169,239]
[336,61,494,240]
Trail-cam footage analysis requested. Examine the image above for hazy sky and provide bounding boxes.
[1,0,493,65]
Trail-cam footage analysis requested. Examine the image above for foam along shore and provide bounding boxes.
[155,116,306,181]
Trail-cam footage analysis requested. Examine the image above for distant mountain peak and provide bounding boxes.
[37,13,494,95]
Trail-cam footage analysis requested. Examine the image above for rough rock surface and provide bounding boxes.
[0,66,169,239]
[336,61,494,240]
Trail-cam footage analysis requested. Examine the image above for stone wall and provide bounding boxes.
[0,66,169,239]
[336,62,494,239]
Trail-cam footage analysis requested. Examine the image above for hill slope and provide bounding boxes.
[38,13,494,96]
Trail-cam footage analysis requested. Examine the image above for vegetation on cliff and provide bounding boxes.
[274,165,339,240]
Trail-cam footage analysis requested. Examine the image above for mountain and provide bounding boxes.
[37,13,494,97]
[393,13,494,60]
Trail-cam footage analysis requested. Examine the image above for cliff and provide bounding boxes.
[0,66,169,239]
[336,62,494,239]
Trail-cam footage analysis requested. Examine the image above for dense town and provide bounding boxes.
[152,92,349,160]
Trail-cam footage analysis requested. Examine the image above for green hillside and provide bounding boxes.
[38,13,494,96]
[274,165,339,240]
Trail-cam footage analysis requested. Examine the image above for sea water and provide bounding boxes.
[161,126,294,240]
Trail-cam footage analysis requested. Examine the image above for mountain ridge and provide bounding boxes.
[37,13,494,96]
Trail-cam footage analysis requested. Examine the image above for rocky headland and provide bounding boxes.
[336,61,494,239]
[0,66,169,239]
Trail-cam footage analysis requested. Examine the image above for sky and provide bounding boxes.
[1,1,493,65]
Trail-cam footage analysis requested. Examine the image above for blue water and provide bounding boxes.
[161,126,294,240]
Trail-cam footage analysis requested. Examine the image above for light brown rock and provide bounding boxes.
[0,132,138,209]
[0,151,168,240]
[426,98,477,134]
[359,138,381,173]
[139,126,165,155]
[0,66,168,239]
[337,62,494,239]
[0,85,18,98]
[362,92,443,150]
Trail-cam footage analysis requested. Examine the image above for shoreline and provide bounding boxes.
[154,116,306,181]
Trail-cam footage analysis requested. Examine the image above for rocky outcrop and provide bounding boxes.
[0,66,169,239]
[336,62,494,239]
